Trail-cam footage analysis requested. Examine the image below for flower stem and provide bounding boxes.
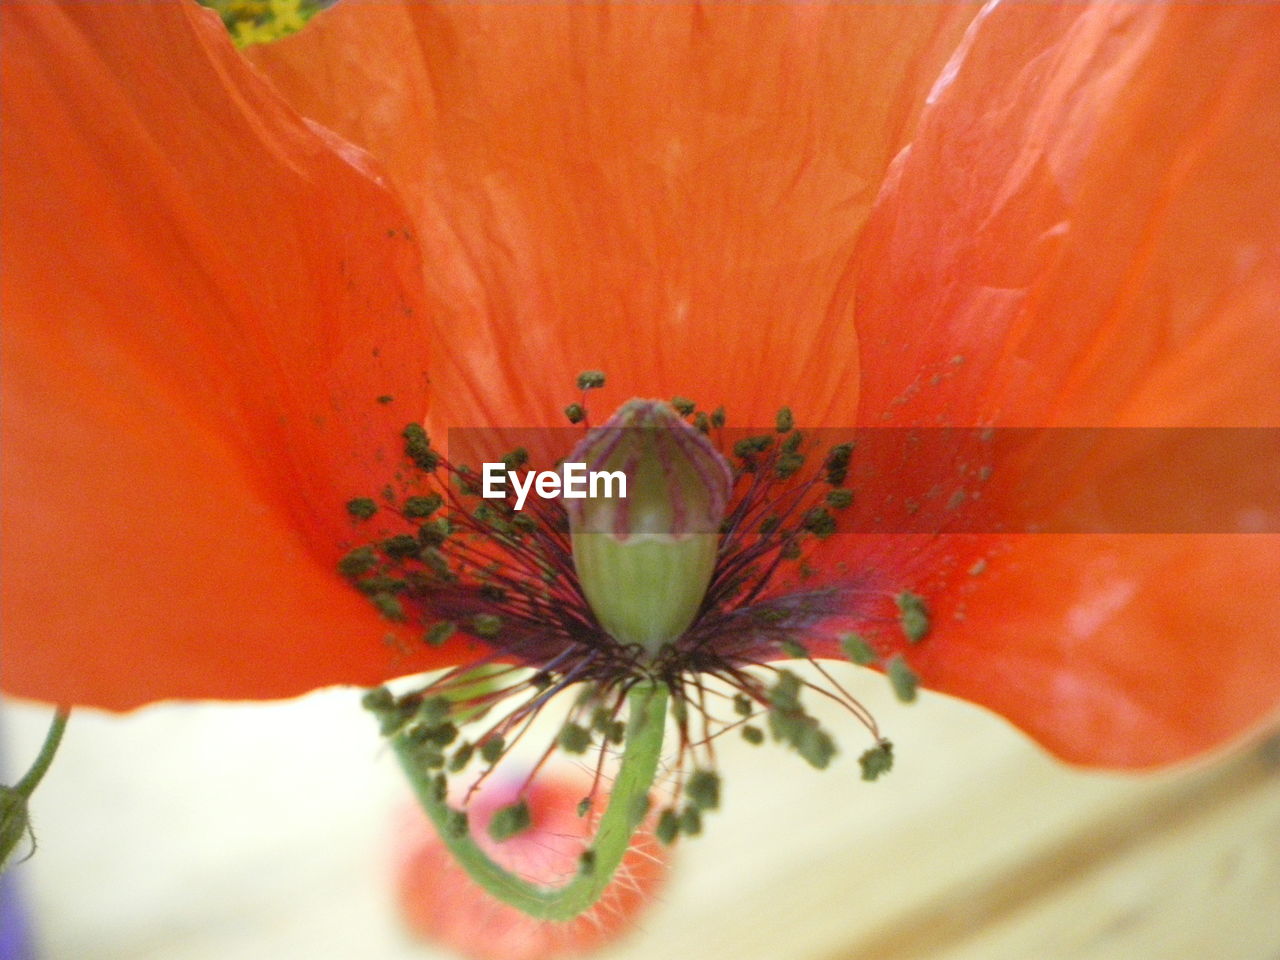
[3,706,70,870]
[13,707,70,798]
[392,683,668,921]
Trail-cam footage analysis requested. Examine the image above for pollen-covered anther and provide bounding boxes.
[566,399,733,658]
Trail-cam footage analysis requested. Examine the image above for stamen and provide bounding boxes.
[342,374,938,922]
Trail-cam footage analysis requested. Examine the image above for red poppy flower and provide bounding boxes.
[4,0,1279,808]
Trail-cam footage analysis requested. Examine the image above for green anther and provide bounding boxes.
[488,800,532,843]
[859,741,895,781]
[802,507,837,539]
[480,736,505,765]
[424,621,455,648]
[685,769,721,811]
[338,546,378,580]
[371,592,405,621]
[577,797,592,818]
[679,805,703,837]
[417,696,451,727]
[886,655,919,703]
[565,403,586,424]
[472,614,502,638]
[567,400,732,659]
[769,670,802,711]
[733,434,774,459]
[896,592,931,643]
[710,406,726,429]
[797,726,837,770]
[825,442,854,485]
[361,686,395,714]
[656,809,680,845]
[346,497,378,521]
[826,488,854,510]
[502,448,529,471]
[431,773,448,803]
[671,396,696,417]
[604,720,625,744]
[402,422,438,471]
[356,575,406,596]
[577,371,606,390]
[578,850,597,875]
[558,723,592,754]
[741,725,765,745]
[404,494,443,519]
[418,517,452,547]
[775,407,794,433]
[781,639,807,660]
[694,412,711,434]
[381,534,420,560]
[776,452,805,479]
[840,632,878,666]
[448,742,474,773]
[377,394,395,404]
[444,808,469,838]
[733,694,753,717]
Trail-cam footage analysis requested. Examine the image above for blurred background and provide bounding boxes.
[4,663,1279,960]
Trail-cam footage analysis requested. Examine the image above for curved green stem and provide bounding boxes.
[14,707,70,798]
[393,683,668,922]
[3,706,70,870]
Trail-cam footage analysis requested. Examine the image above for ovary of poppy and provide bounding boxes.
[1,0,1278,772]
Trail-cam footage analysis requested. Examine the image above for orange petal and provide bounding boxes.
[848,4,1280,764]
[248,2,974,434]
[1,1,448,708]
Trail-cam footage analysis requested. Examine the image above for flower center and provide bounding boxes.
[342,373,933,892]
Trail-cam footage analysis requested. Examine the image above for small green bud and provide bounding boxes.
[565,402,586,424]
[568,400,733,658]
[576,370,606,390]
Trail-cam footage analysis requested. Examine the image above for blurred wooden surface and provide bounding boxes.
[5,666,1279,960]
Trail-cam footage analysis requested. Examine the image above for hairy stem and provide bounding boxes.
[14,707,70,798]
[392,683,668,921]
